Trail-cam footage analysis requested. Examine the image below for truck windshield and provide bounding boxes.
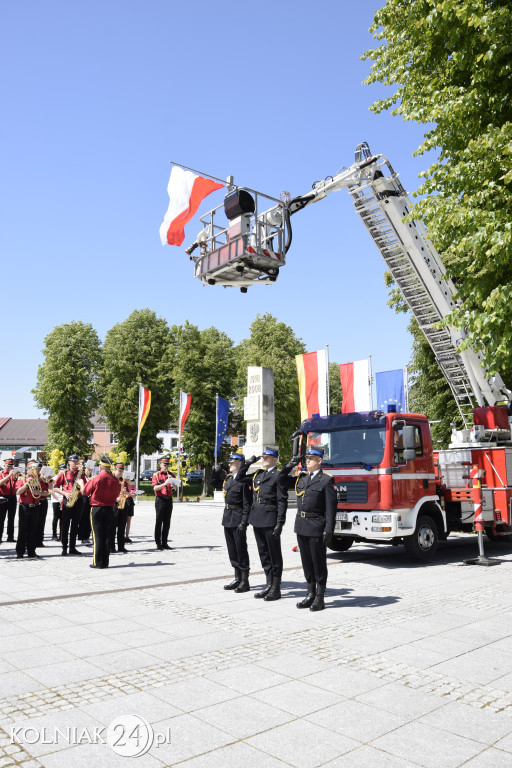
[305,426,386,467]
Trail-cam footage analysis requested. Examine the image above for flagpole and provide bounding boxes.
[135,384,142,496]
[177,389,182,503]
[325,345,330,415]
[215,393,219,470]
[404,366,409,412]
[368,356,374,410]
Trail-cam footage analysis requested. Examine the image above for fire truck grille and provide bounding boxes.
[336,481,368,503]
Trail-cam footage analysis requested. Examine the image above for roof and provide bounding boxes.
[0,418,11,430]
[0,419,48,446]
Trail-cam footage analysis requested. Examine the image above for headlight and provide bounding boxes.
[372,514,392,523]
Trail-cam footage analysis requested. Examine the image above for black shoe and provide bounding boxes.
[254,574,273,599]
[310,585,326,612]
[118,549,128,553]
[69,548,82,556]
[28,553,40,559]
[224,568,241,590]
[125,537,132,544]
[16,554,24,559]
[297,588,316,609]
[157,545,164,551]
[38,543,46,548]
[52,535,59,541]
[264,576,281,602]
[162,544,172,550]
[234,571,250,593]
[89,564,97,569]
[61,549,68,556]
[7,538,15,543]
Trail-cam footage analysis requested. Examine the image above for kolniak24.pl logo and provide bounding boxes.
[11,715,171,758]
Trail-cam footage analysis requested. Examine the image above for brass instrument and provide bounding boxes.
[118,478,128,509]
[67,476,82,508]
[25,467,43,500]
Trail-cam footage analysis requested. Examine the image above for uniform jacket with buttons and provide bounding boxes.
[222,466,253,528]
[248,467,288,528]
[279,466,336,537]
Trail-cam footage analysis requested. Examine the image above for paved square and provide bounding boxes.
[1,500,512,767]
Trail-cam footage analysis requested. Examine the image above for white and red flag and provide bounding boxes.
[160,167,224,247]
[178,390,192,437]
[340,359,371,413]
[295,350,328,422]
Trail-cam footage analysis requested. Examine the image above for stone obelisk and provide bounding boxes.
[243,366,276,463]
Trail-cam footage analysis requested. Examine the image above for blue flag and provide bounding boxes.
[215,397,229,457]
[376,369,405,412]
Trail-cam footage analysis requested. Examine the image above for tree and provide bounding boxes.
[363,0,512,380]
[329,361,343,414]
[33,321,102,456]
[235,314,306,461]
[170,322,237,494]
[100,309,175,457]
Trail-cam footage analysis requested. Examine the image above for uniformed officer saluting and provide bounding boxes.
[222,453,253,593]
[249,447,288,602]
[279,446,336,611]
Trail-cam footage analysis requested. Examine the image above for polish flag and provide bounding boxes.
[296,350,328,422]
[340,359,371,413]
[178,391,192,436]
[160,167,224,247]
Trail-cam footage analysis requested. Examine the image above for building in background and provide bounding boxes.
[0,418,48,464]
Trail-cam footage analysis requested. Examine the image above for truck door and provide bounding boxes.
[393,422,433,508]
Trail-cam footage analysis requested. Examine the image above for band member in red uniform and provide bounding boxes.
[0,458,21,543]
[15,460,42,559]
[51,463,66,540]
[0,459,20,544]
[52,454,85,556]
[152,458,176,551]
[83,455,121,569]
[36,463,52,548]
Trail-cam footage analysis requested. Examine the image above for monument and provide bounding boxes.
[243,366,276,463]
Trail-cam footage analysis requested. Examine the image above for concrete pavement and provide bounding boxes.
[1,500,512,767]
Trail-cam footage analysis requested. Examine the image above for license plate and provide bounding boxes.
[336,512,349,521]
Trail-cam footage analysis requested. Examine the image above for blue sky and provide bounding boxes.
[1,0,430,418]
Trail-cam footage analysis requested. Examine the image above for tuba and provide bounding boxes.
[25,467,43,499]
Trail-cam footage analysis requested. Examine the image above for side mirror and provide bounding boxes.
[403,425,416,462]
[292,435,301,458]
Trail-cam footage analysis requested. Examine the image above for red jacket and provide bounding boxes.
[83,471,121,507]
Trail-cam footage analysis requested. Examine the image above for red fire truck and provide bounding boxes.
[183,143,512,561]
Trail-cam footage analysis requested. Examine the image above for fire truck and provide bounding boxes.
[185,143,512,561]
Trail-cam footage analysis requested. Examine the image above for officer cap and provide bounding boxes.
[114,462,125,468]
[99,455,113,468]
[68,453,79,461]
[58,463,67,470]
[306,446,324,458]
[160,457,170,464]
[262,447,278,458]
[27,459,38,468]
[4,458,14,465]
[228,453,245,463]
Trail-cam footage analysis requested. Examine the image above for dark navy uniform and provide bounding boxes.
[249,456,288,599]
[279,454,336,608]
[222,455,253,591]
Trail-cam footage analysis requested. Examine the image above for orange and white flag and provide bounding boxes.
[295,350,328,422]
[138,385,151,437]
[160,167,224,247]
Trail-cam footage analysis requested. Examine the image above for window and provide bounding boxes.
[394,424,423,464]
[109,433,117,445]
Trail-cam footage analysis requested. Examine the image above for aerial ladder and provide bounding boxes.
[183,142,509,428]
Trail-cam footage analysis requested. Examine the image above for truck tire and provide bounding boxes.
[485,527,512,544]
[327,536,354,552]
[403,515,439,562]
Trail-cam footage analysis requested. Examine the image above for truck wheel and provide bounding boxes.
[403,515,439,562]
[328,537,354,552]
[485,527,512,543]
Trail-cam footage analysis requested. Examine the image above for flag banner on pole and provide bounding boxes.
[138,385,151,437]
[215,397,229,457]
[376,369,405,412]
[179,391,192,436]
[159,166,224,247]
[295,350,328,422]
[340,359,371,413]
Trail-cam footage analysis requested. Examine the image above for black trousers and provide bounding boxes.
[16,503,39,557]
[296,533,328,587]
[115,504,128,551]
[224,525,250,572]
[91,505,114,568]
[110,506,119,551]
[7,495,17,540]
[52,502,61,538]
[0,498,9,540]
[61,499,80,550]
[78,496,91,540]
[155,497,172,546]
[37,499,48,546]
[253,526,283,577]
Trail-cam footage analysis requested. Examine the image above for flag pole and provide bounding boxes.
[404,366,409,412]
[177,389,182,503]
[325,345,330,415]
[215,393,219,470]
[368,356,374,410]
[135,384,142,496]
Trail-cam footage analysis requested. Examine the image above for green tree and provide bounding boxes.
[363,0,512,379]
[100,309,174,457]
[235,314,306,461]
[170,322,237,494]
[33,321,102,456]
[329,361,343,414]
